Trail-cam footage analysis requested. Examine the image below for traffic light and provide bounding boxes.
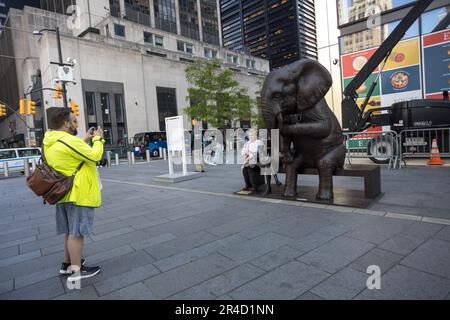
[71,101,79,116]
[27,100,36,115]
[19,99,26,114]
[54,85,63,99]
[0,104,6,117]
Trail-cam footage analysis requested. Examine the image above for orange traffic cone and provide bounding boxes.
[427,138,444,165]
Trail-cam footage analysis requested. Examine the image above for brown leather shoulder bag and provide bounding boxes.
[26,140,84,205]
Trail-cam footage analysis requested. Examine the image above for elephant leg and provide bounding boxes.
[283,155,303,198]
[317,160,334,200]
[316,144,346,200]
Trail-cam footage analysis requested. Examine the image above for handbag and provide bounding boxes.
[26,140,84,205]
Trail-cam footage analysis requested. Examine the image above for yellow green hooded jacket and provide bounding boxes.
[42,130,105,207]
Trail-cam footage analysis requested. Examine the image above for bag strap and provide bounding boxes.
[56,140,85,176]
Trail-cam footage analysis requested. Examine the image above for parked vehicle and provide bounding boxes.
[133,132,167,157]
[342,0,450,164]
[0,148,41,174]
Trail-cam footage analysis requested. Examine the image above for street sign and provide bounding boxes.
[56,65,74,82]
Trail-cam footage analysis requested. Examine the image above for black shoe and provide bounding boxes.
[59,258,86,275]
[67,265,101,282]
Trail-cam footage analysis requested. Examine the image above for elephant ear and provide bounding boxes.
[289,59,332,108]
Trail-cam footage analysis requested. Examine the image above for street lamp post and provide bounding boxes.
[33,27,69,110]
[55,27,69,110]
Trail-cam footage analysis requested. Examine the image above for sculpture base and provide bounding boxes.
[236,184,381,209]
[153,172,202,183]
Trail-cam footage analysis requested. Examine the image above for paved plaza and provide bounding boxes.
[0,160,449,300]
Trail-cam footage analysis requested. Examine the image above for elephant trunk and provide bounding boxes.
[260,94,283,130]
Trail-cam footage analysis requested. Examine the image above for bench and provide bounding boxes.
[277,164,381,199]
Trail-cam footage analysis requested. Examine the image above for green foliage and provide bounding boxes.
[253,76,266,129]
[185,59,256,129]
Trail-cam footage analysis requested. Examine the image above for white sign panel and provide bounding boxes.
[165,116,187,175]
[56,65,75,82]
[166,116,185,152]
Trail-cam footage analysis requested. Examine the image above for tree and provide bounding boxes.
[185,59,254,129]
[253,76,267,129]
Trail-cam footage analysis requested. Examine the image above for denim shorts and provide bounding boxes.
[56,203,95,237]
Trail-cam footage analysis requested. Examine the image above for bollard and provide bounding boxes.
[24,160,30,177]
[163,148,167,160]
[159,147,163,159]
[146,150,150,163]
[3,162,8,178]
[106,151,111,167]
[127,151,132,165]
[131,152,135,164]
[115,153,119,166]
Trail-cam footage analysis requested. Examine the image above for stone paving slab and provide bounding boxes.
[310,267,368,300]
[355,265,450,300]
[0,163,449,300]
[400,239,450,279]
[228,261,330,300]
[297,236,375,274]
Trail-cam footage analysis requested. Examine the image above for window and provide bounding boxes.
[246,59,255,69]
[179,0,200,40]
[18,149,41,157]
[337,0,416,26]
[144,31,153,43]
[85,92,97,124]
[105,24,110,37]
[204,48,217,59]
[114,23,125,37]
[201,0,220,45]
[156,87,177,131]
[115,94,124,123]
[146,50,167,57]
[384,20,419,40]
[82,80,127,147]
[154,0,177,33]
[143,32,164,47]
[103,126,113,145]
[177,41,194,54]
[226,53,239,64]
[421,6,450,35]
[0,150,16,159]
[154,35,164,47]
[100,93,111,123]
[185,43,193,54]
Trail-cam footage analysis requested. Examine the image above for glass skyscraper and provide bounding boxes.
[220,0,317,69]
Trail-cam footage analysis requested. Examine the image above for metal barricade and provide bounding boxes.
[343,130,400,169]
[399,127,450,163]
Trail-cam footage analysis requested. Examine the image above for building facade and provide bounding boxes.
[336,0,450,129]
[314,0,342,124]
[0,2,269,148]
[0,0,40,29]
[220,0,317,69]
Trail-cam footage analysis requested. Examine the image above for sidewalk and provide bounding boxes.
[0,160,449,300]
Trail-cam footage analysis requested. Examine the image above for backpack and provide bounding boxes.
[26,140,84,205]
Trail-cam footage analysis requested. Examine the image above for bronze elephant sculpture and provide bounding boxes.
[261,59,346,200]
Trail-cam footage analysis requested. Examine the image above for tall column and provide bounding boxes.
[119,0,125,17]
[174,0,181,35]
[215,0,223,47]
[149,0,156,28]
[196,0,203,42]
